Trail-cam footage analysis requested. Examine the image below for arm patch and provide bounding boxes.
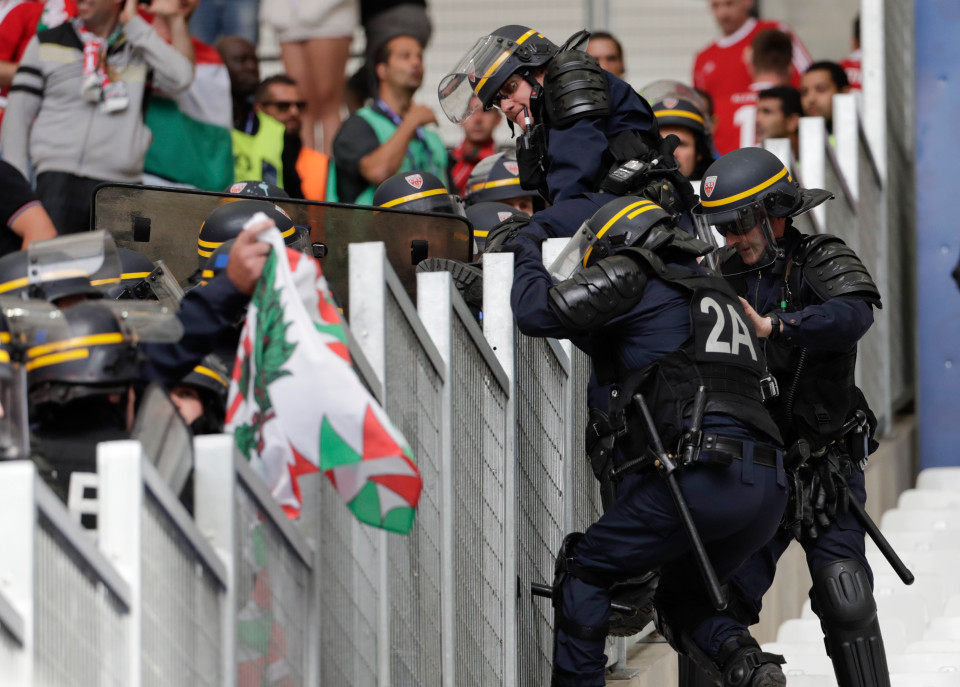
[548,254,648,332]
[796,234,882,308]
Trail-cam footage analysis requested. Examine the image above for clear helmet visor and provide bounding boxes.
[546,222,598,281]
[29,230,121,290]
[693,201,778,276]
[439,35,519,122]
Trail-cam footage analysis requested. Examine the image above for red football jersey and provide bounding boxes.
[841,49,862,90]
[693,17,812,154]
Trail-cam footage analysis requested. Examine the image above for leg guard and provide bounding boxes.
[811,559,891,687]
[552,532,613,642]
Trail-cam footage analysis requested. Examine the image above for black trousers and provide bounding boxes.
[36,172,106,235]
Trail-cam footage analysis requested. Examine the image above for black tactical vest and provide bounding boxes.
[605,249,782,455]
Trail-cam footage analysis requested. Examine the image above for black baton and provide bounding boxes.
[847,496,915,585]
[530,582,638,616]
[634,394,727,611]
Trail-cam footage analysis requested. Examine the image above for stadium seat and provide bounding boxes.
[761,641,829,656]
[880,508,960,534]
[777,618,828,644]
[905,640,960,654]
[887,652,960,674]
[874,571,949,615]
[924,617,960,643]
[916,467,960,492]
[774,674,838,687]
[875,594,929,642]
[891,674,960,687]
[867,530,960,556]
[898,489,960,510]
[780,652,835,676]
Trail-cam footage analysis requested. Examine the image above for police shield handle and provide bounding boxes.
[633,393,727,611]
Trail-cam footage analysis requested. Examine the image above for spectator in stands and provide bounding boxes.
[144,0,235,192]
[254,74,332,200]
[0,0,193,235]
[0,0,78,131]
[693,0,810,154]
[218,36,304,198]
[840,13,862,90]
[260,0,355,154]
[344,0,431,114]
[332,33,446,205]
[727,27,793,149]
[449,95,501,197]
[585,30,625,78]
[188,0,257,46]
[801,61,850,133]
[755,85,801,157]
[0,159,57,255]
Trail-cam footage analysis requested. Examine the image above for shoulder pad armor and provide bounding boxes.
[796,234,882,308]
[548,254,648,332]
[543,50,609,128]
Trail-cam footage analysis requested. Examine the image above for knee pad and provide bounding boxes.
[551,533,612,642]
[811,559,890,687]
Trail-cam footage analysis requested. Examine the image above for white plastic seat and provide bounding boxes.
[906,640,960,654]
[875,593,929,643]
[761,641,829,656]
[891,552,960,596]
[777,618,828,644]
[924,617,960,643]
[867,530,960,556]
[877,616,909,655]
[775,675,839,687]
[874,572,948,620]
[917,467,960,492]
[888,652,960,674]
[881,509,960,534]
[898,489,960,510]
[944,595,960,618]
[891,674,960,687]
[779,652,835,676]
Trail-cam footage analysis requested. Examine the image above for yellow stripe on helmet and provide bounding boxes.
[655,109,705,125]
[474,29,539,94]
[198,238,223,249]
[194,365,229,387]
[700,167,789,208]
[582,200,655,267]
[26,348,90,372]
[89,277,122,286]
[468,177,521,194]
[380,187,448,208]
[28,332,124,359]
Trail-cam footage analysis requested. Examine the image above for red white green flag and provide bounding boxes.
[225,222,422,533]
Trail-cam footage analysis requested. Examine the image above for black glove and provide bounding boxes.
[484,216,534,254]
[794,450,851,542]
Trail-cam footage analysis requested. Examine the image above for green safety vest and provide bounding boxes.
[231,112,286,188]
[352,106,448,206]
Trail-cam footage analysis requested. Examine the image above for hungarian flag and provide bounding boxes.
[225,222,422,533]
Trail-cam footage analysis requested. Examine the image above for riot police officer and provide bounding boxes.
[439,26,693,211]
[641,80,717,181]
[508,195,788,686]
[465,150,542,215]
[691,147,888,687]
[373,170,465,215]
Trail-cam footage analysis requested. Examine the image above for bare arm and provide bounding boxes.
[0,59,16,89]
[358,104,437,186]
[10,203,58,248]
[147,0,196,65]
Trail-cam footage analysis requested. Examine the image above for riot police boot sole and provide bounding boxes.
[416,258,484,309]
[749,663,786,687]
[607,571,659,637]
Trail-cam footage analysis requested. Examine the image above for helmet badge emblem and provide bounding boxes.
[406,174,424,190]
[497,211,512,221]
[664,98,678,108]
[230,182,246,193]
[704,176,717,197]
[504,161,519,176]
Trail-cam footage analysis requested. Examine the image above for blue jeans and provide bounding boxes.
[189,0,259,46]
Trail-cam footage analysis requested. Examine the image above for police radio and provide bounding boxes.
[602,159,653,196]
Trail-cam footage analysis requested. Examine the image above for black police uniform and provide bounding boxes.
[700,223,885,675]
[507,201,786,687]
[688,146,887,686]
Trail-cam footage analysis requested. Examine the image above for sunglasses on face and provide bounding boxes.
[262,100,307,112]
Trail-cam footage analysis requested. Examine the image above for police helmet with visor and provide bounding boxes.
[374,171,466,216]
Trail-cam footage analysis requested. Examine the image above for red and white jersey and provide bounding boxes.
[841,48,862,90]
[726,80,776,150]
[693,17,812,154]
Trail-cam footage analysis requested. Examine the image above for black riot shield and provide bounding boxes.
[92,184,473,313]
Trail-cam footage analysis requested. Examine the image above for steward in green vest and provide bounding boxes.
[332,34,450,205]
[232,111,286,189]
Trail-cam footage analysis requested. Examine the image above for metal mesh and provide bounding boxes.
[449,311,508,685]
[568,348,603,533]
[318,465,379,685]
[884,0,916,410]
[383,288,443,687]
[516,335,568,685]
[234,483,311,686]
[141,492,222,687]
[34,514,128,687]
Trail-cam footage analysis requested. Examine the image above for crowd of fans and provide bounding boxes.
[0,0,861,247]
